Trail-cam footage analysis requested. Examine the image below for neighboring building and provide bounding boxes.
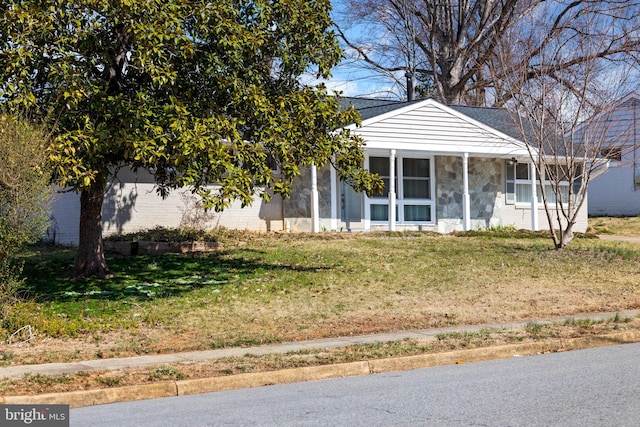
[584,93,640,217]
[49,97,588,245]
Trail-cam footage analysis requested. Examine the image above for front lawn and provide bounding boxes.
[4,229,640,365]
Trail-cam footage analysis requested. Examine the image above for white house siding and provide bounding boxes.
[49,168,283,246]
[352,101,527,157]
[500,202,588,233]
[47,190,81,245]
[589,165,640,216]
[585,95,640,216]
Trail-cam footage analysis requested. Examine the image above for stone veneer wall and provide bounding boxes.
[283,165,332,231]
[283,158,506,232]
[436,156,503,225]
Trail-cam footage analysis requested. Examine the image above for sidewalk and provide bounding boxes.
[1,309,637,380]
[1,309,639,408]
[597,235,640,244]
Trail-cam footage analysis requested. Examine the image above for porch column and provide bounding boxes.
[329,163,338,231]
[530,161,539,231]
[311,162,320,233]
[462,152,471,231]
[389,149,396,231]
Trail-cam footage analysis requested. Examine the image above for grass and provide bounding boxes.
[1,314,637,396]
[3,220,640,367]
[587,215,640,235]
[1,219,639,396]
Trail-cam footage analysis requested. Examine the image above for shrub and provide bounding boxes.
[0,114,52,336]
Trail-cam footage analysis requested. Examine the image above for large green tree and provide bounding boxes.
[0,0,379,277]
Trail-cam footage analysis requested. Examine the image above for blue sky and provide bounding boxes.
[300,0,406,99]
[304,0,640,102]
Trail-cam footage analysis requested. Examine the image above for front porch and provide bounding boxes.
[283,150,545,234]
[282,98,589,234]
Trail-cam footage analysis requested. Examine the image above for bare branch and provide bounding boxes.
[335,0,639,105]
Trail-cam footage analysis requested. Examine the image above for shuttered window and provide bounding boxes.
[506,161,580,205]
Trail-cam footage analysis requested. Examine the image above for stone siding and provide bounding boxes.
[436,156,502,224]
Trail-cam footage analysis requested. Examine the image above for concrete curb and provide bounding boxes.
[4,309,638,381]
[3,330,639,408]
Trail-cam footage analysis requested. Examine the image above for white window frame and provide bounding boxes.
[507,162,572,206]
[366,153,435,224]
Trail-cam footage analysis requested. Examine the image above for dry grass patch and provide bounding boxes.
[1,315,638,396]
[588,216,640,235]
[4,231,640,365]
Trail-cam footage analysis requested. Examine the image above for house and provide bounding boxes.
[583,93,640,217]
[48,97,588,245]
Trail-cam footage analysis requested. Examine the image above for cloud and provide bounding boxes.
[303,70,402,99]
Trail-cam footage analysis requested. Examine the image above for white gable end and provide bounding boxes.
[350,99,530,157]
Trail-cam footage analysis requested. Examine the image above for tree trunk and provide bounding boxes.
[557,223,575,249]
[73,183,111,278]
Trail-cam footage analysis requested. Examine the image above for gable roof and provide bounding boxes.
[341,97,525,140]
[339,97,532,157]
[619,92,640,108]
[339,97,423,121]
[572,92,640,150]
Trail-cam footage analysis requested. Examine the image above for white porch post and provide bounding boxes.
[311,162,320,233]
[462,152,471,231]
[389,149,397,231]
[329,163,338,231]
[530,161,539,231]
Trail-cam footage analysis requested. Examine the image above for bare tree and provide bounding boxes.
[335,0,639,105]
[496,5,640,248]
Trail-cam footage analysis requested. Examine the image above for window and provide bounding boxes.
[506,161,579,205]
[515,163,532,203]
[403,158,430,199]
[368,155,434,223]
[266,154,280,172]
[369,156,394,198]
[600,146,622,162]
[369,156,394,221]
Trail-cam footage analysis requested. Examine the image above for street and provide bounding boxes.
[71,342,640,426]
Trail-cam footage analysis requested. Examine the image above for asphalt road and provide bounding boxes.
[71,342,640,426]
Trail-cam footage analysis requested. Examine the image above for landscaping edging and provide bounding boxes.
[104,241,223,256]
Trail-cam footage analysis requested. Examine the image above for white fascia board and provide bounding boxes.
[363,141,531,158]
